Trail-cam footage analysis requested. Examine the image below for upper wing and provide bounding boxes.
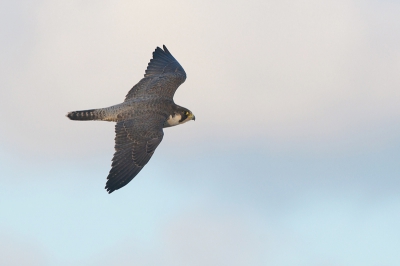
[124,45,187,101]
[105,114,166,193]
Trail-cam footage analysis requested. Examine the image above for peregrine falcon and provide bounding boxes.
[67,45,195,193]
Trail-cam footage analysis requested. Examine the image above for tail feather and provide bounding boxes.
[67,109,102,121]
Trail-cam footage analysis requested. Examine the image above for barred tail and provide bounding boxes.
[66,109,103,121]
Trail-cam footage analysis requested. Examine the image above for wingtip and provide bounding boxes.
[163,45,170,54]
[154,45,169,54]
[153,46,163,55]
[105,186,114,194]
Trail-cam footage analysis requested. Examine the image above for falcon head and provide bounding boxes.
[164,107,195,128]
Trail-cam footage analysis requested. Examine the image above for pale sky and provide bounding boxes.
[1,0,400,265]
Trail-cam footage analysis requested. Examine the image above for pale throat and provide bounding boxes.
[165,114,182,127]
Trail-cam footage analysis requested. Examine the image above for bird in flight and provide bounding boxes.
[67,45,195,193]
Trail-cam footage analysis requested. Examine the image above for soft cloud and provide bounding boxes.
[90,207,272,266]
[0,233,47,266]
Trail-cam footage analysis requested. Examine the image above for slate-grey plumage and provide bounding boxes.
[67,45,195,193]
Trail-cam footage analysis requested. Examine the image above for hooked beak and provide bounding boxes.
[188,112,195,121]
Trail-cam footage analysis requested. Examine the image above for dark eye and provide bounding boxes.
[185,111,189,116]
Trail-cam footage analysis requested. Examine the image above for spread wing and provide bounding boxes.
[124,45,186,101]
[105,114,166,193]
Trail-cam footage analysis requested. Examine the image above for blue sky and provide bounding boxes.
[1,0,400,265]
